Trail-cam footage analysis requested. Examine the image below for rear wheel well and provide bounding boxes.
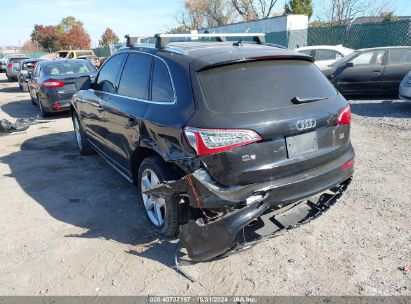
[131,147,160,183]
[131,147,185,183]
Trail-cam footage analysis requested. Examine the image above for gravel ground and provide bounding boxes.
[0,74,410,295]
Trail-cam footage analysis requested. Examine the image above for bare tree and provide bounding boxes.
[174,0,237,31]
[231,0,279,20]
[316,0,393,26]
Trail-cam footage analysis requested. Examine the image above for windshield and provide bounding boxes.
[44,61,97,76]
[330,51,358,67]
[198,60,337,113]
[57,52,69,58]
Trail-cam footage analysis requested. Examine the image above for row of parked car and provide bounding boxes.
[296,45,411,101]
[0,51,99,116]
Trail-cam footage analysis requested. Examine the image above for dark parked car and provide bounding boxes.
[321,46,411,96]
[71,34,355,261]
[17,59,41,92]
[28,59,97,116]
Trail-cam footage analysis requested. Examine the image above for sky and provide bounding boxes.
[0,0,410,47]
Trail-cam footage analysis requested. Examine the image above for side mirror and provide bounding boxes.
[75,75,92,90]
[345,62,354,68]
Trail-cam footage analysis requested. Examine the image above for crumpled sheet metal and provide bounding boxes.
[144,168,275,209]
[0,116,38,134]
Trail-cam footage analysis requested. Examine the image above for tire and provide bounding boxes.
[18,80,23,90]
[72,112,94,155]
[138,156,180,237]
[37,96,49,117]
[30,91,36,105]
[7,76,13,82]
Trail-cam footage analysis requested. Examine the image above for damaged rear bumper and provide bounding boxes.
[180,178,351,261]
[146,158,354,261]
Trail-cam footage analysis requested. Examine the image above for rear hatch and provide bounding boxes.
[9,58,28,71]
[45,74,93,102]
[187,59,352,186]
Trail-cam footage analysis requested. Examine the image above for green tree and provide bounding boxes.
[383,12,399,22]
[31,25,61,51]
[284,0,313,19]
[57,16,84,33]
[99,28,120,47]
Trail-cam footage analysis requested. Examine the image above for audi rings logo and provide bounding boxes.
[296,118,316,131]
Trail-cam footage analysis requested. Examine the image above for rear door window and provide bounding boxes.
[151,59,174,102]
[198,60,337,113]
[96,53,126,93]
[118,53,152,100]
[388,49,411,65]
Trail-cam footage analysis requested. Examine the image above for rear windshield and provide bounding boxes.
[22,61,37,70]
[198,60,337,113]
[43,61,97,76]
[10,58,28,64]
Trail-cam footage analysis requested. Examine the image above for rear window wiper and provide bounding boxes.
[291,96,328,104]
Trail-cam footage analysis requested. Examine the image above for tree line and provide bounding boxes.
[22,16,120,52]
[21,0,394,52]
[170,0,393,32]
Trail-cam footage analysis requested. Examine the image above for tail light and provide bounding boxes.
[337,104,351,125]
[341,159,354,170]
[41,80,64,88]
[7,63,13,69]
[184,127,262,157]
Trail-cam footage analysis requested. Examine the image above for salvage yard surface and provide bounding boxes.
[0,73,410,295]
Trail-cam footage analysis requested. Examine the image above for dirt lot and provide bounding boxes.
[0,73,410,296]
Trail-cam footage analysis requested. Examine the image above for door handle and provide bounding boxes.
[128,118,138,127]
[97,106,105,113]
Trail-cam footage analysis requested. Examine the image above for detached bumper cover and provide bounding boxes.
[179,178,351,261]
[146,156,353,261]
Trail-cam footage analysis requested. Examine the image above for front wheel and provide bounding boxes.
[138,156,180,237]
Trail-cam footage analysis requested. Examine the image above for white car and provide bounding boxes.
[295,45,353,69]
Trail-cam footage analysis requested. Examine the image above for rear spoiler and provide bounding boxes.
[197,54,314,72]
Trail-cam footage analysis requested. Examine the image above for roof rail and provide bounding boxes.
[125,33,266,49]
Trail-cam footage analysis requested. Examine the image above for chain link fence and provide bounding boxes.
[267,19,411,49]
[92,19,411,56]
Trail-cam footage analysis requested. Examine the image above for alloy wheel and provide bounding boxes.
[140,169,166,227]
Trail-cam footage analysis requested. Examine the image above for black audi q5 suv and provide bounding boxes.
[71,33,355,261]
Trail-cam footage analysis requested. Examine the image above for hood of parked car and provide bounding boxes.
[320,66,337,80]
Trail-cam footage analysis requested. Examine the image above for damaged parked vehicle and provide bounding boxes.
[71,33,355,261]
